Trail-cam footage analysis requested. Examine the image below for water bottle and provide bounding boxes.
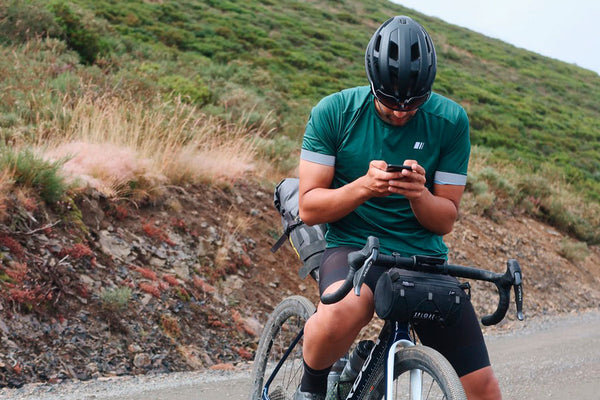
[334,340,375,399]
[326,355,347,398]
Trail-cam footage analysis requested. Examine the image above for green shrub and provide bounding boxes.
[0,147,66,203]
[100,286,132,311]
[48,1,108,64]
[465,179,496,217]
[0,113,19,128]
[158,75,212,105]
[336,12,358,24]
[516,174,552,203]
[468,179,490,197]
[478,166,514,195]
[0,0,62,43]
[148,25,194,50]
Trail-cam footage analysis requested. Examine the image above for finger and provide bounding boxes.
[370,160,388,171]
[388,184,424,198]
[390,173,425,185]
[402,160,425,175]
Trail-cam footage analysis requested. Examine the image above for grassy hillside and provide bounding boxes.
[0,0,599,242]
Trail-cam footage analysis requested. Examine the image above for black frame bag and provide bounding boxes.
[374,268,471,327]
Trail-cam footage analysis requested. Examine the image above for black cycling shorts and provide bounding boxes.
[319,246,491,377]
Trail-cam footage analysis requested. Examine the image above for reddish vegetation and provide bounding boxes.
[60,243,94,259]
[20,197,37,213]
[208,315,226,328]
[0,234,25,259]
[138,282,161,298]
[131,265,158,281]
[8,287,43,304]
[234,346,253,360]
[171,217,188,233]
[193,276,216,293]
[142,221,176,246]
[163,275,179,286]
[111,204,130,221]
[4,262,28,283]
[160,315,181,338]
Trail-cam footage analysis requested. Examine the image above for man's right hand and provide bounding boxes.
[364,160,396,197]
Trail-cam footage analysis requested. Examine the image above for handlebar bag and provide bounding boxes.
[374,268,470,327]
[271,178,327,281]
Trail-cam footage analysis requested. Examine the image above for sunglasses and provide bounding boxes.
[374,89,430,112]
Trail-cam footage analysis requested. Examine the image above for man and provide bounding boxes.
[295,16,502,400]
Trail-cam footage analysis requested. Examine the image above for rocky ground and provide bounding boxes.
[0,179,599,389]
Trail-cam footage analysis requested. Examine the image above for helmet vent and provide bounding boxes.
[375,35,382,52]
[425,34,432,53]
[411,43,420,61]
[408,71,418,94]
[391,70,399,94]
[389,42,398,61]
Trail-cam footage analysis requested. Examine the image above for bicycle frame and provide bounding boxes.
[260,320,419,400]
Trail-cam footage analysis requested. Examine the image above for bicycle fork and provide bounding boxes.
[386,321,418,400]
[344,321,414,400]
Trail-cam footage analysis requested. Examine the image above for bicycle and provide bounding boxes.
[249,236,524,400]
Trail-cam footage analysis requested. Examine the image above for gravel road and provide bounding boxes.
[2,310,599,400]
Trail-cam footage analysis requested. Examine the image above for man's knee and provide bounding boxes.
[460,366,501,400]
[307,303,372,339]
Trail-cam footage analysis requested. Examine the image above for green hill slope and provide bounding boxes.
[0,0,599,241]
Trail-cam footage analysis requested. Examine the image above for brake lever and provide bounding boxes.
[507,259,524,320]
[353,247,378,296]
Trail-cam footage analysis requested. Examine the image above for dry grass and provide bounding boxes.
[0,169,14,222]
[558,238,590,264]
[214,206,254,269]
[39,91,263,198]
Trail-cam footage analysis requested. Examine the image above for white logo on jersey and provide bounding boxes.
[414,142,425,150]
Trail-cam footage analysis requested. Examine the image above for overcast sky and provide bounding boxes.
[391,0,600,75]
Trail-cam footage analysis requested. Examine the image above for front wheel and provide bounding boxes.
[369,345,466,400]
[249,295,316,400]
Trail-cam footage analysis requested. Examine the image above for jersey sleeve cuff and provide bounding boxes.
[301,149,335,166]
[434,171,467,185]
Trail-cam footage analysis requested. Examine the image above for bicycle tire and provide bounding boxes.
[249,295,316,400]
[368,345,466,400]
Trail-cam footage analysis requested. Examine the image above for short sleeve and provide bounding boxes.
[435,106,470,184]
[301,93,341,164]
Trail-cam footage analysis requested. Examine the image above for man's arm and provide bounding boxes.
[298,159,393,226]
[408,184,464,235]
[388,160,464,235]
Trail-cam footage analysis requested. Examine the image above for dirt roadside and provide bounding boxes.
[2,310,598,400]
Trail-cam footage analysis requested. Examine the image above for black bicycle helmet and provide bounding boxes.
[365,16,437,111]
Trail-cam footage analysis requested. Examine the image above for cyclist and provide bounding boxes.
[295,16,502,400]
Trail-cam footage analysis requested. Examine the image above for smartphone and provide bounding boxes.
[386,164,412,172]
